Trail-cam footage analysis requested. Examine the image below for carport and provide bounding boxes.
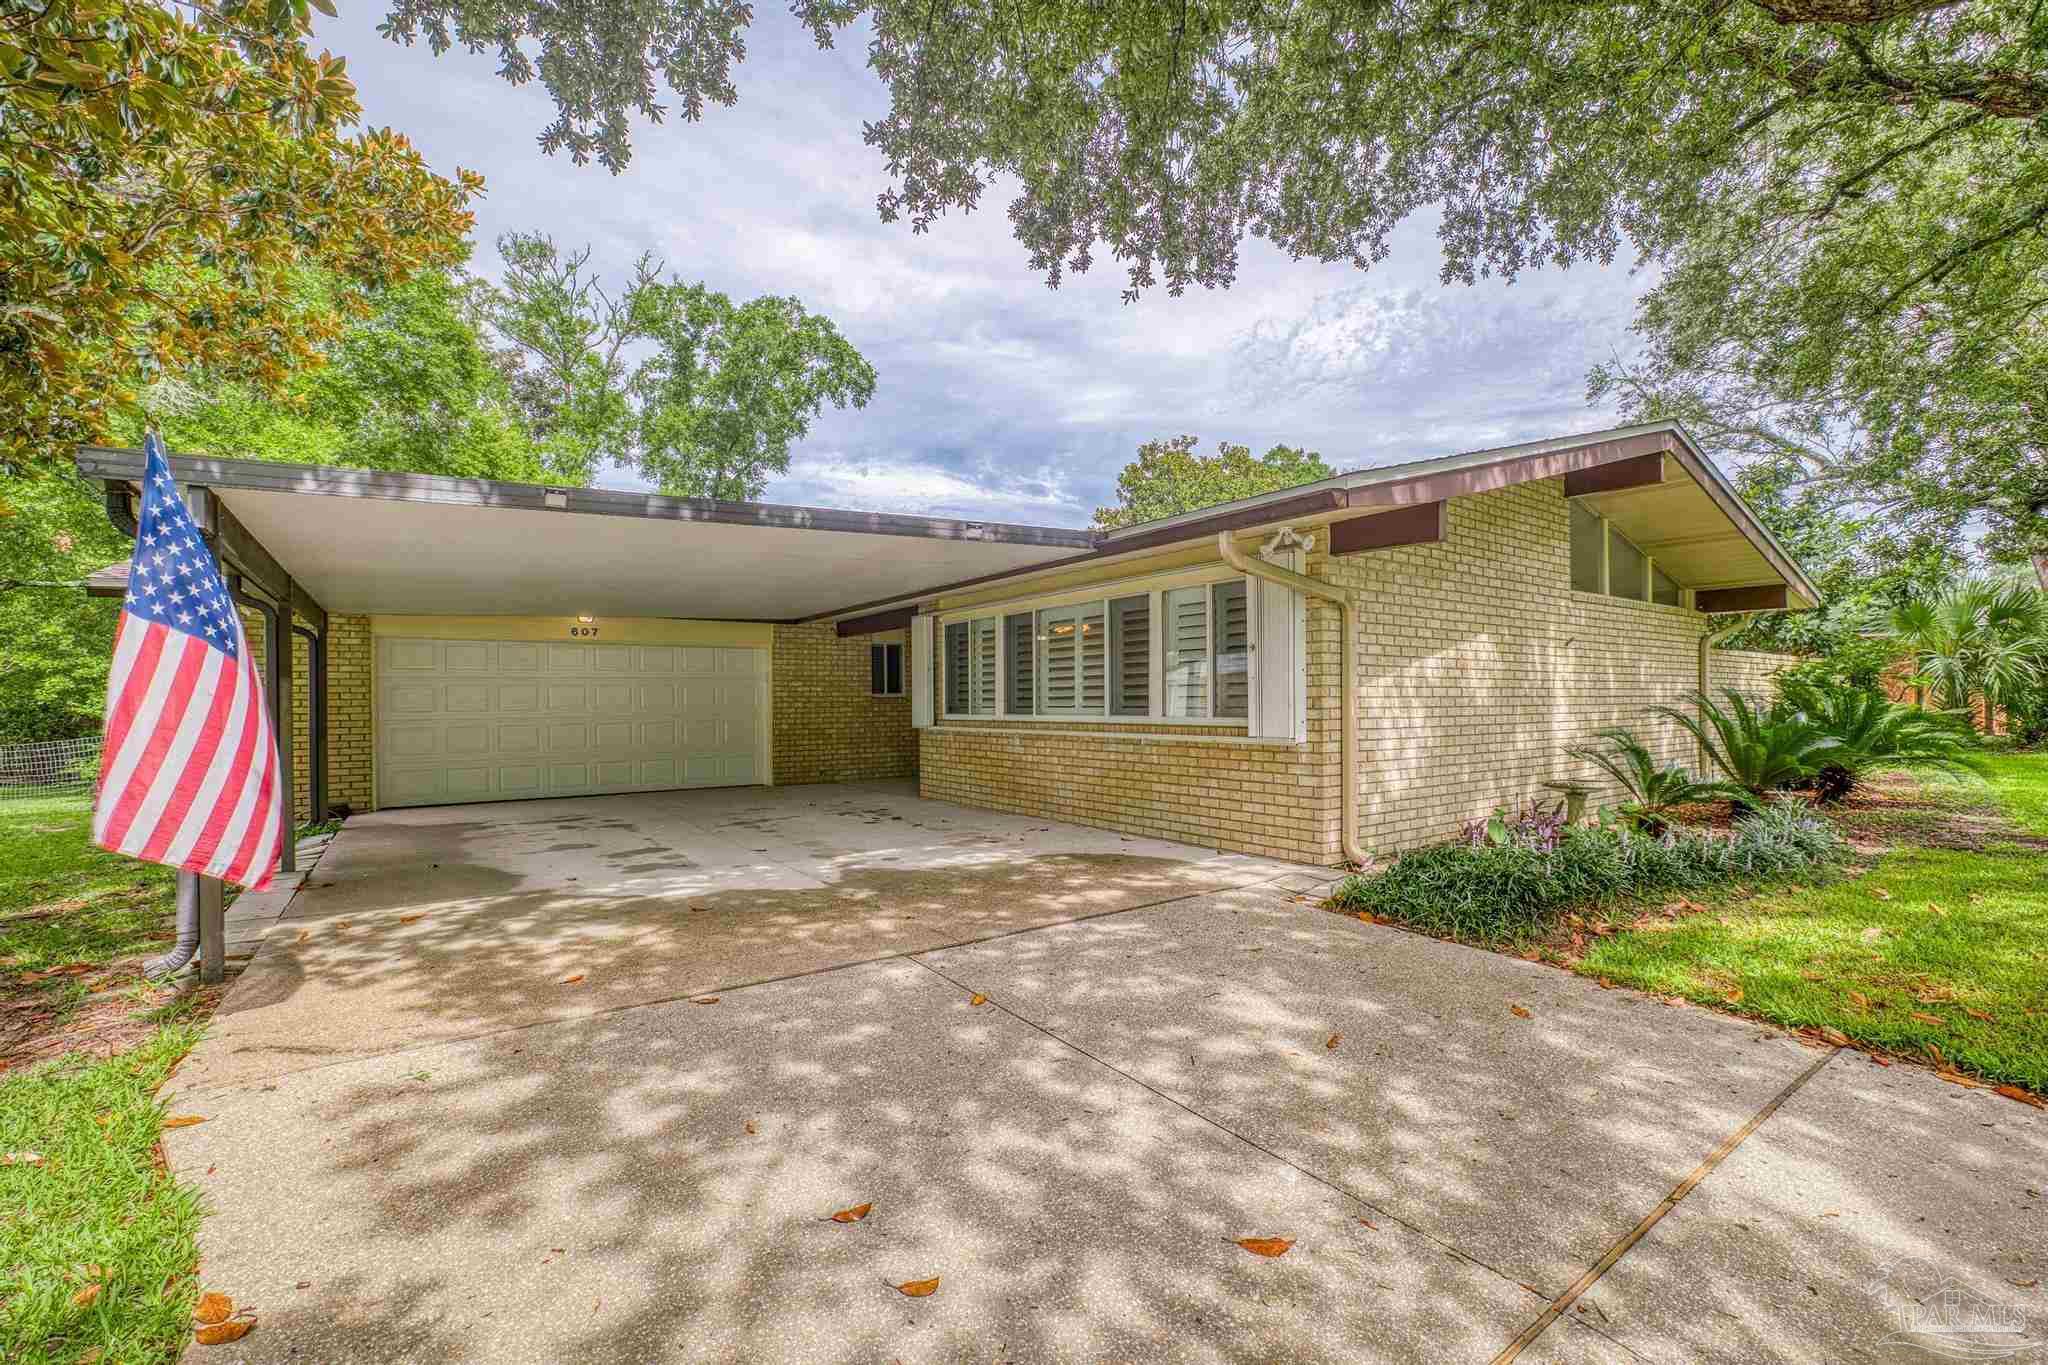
[79,445,1096,979]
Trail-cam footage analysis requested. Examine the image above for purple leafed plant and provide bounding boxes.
[1461,799,1569,852]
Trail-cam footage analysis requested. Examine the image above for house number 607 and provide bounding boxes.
[569,626,600,637]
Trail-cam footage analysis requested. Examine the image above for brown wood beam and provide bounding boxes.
[836,606,916,637]
[1564,452,1665,498]
[1109,487,1350,554]
[1697,584,1789,613]
[1328,501,1446,556]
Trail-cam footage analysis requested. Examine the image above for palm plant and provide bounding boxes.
[1888,578,2047,735]
[1777,680,1975,803]
[1564,728,1723,834]
[1652,690,1842,809]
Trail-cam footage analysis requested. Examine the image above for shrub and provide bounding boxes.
[1330,802,1847,942]
[1776,679,1975,802]
[1653,689,1841,807]
[1563,728,1725,833]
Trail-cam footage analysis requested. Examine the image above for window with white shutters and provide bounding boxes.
[934,572,1258,723]
[1212,581,1249,719]
[1163,585,1210,718]
[1004,612,1034,713]
[1108,595,1150,716]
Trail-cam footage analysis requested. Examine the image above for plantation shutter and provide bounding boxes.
[1078,603,1106,713]
[1164,586,1210,717]
[1109,595,1150,716]
[944,622,970,714]
[971,617,998,714]
[1039,608,1079,713]
[910,614,934,728]
[1005,612,1034,714]
[1212,581,1249,719]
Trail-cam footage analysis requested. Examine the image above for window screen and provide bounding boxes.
[1212,581,1249,719]
[1607,527,1648,602]
[1004,612,1034,713]
[944,622,970,713]
[1164,586,1210,718]
[1109,595,1150,716]
[1651,563,1682,606]
[1569,501,1604,593]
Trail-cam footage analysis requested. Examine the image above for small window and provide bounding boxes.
[1164,585,1210,718]
[1651,563,1682,607]
[1569,502,1603,593]
[1004,612,1034,713]
[1109,594,1150,716]
[869,641,903,696]
[1608,528,1648,602]
[1212,581,1249,719]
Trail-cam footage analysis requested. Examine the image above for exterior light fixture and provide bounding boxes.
[577,613,595,624]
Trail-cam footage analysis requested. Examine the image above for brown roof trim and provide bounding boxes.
[805,421,1820,620]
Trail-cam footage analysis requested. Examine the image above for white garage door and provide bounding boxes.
[375,637,766,809]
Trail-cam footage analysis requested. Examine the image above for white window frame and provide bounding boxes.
[868,640,904,697]
[935,566,1254,725]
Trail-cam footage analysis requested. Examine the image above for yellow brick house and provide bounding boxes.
[82,421,1816,868]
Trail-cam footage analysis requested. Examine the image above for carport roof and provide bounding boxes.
[77,419,1818,625]
[76,448,1095,622]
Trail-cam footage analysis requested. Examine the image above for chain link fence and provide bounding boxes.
[0,735,103,803]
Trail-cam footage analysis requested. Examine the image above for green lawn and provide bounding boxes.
[0,797,204,1363]
[1575,751,2048,1095]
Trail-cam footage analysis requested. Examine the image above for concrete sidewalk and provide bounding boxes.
[163,811,2046,1362]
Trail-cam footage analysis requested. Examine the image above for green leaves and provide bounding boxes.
[476,233,876,499]
[1,0,478,475]
[1092,436,1333,529]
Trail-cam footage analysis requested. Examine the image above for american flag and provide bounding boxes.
[92,434,283,890]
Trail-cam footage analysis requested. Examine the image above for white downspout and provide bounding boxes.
[1217,531,1369,870]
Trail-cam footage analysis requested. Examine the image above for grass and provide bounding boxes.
[0,796,205,1363]
[1573,749,2048,1095]
[0,1022,207,1363]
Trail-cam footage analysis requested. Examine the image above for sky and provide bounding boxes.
[316,6,1653,528]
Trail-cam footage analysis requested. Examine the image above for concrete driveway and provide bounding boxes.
[165,783,2045,1363]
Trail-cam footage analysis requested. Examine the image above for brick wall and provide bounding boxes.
[920,476,1735,864]
[236,607,375,821]
[771,623,917,784]
[1328,478,1714,853]
[1712,648,1802,701]
[920,727,1342,864]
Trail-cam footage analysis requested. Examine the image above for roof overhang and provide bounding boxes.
[805,422,1821,620]
[76,448,1094,622]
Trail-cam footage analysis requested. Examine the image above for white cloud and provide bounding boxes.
[318,7,1654,526]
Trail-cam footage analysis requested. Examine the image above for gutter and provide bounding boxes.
[1215,531,1370,870]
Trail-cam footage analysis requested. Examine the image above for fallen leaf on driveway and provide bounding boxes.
[691,996,719,1005]
[294,930,309,944]
[560,975,584,985]
[1236,1237,1294,1257]
[894,1277,941,1297]
[1357,1217,1377,1231]
[1934,1069,1981,1089]
[1818,1028,1851,1046]
[744,1120,757,1135]
[334,920,352,929]
[1509,1005,1531,1019]
[1994,1085,2045,1109]
[161,1116,207,1130]
[969,994,987,1007]
[2012,1278,2040,1288]
[194,1320,254,1345]
[1325,1033,1342,1050]
[398,915,424,925]
[829,1202,873,1223]
[193,1293,233,1325]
